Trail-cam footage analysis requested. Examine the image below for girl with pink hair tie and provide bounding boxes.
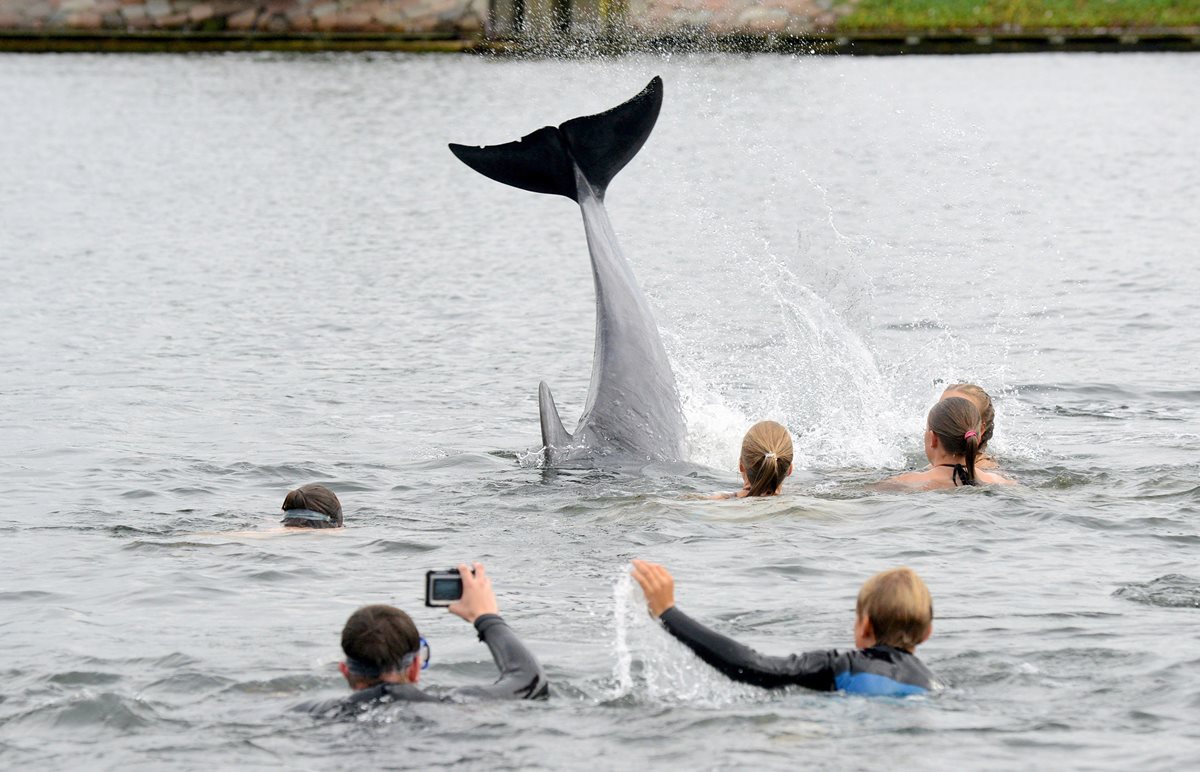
[880,397,1014,490]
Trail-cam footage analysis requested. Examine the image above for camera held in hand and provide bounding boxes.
[425,567,475,607]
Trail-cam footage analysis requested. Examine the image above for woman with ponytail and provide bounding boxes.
[712,420,795,499]
[881,397,1013,491]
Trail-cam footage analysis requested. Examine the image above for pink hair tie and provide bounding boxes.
[964,430,978,440]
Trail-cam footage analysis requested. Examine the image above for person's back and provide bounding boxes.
[301,563,548,717]
[631,561,941,697]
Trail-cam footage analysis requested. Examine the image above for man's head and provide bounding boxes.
[339,604,421,690]
[854,568,933,652]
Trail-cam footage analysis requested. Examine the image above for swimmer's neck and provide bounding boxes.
[926,448,967,468]
[352,673,415,691]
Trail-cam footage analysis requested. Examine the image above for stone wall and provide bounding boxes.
[625,0,851,35]
[0,0,488,35]
[0,0,852,37]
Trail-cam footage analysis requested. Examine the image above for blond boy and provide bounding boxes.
[632,561,941,696]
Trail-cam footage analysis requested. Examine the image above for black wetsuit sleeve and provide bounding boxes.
[658,607,837,691]
[451,614,549,700]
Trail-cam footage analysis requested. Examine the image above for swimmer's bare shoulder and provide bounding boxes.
[977,470,1017,486]
[976,455,1001,470]
[874,471,934,491]
[707,488,750,500]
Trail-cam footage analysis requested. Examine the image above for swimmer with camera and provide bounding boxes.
[302,562,548,716]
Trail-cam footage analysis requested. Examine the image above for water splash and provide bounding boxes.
[611,571,762,706]
[662,226,908,473]
[638,71,1046,475]
[1114,575,1200,609]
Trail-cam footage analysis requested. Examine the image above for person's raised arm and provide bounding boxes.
[631,559,836,691]
[448,562,548,700]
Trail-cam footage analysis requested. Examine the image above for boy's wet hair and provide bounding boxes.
[281,483,343,528]
[341,604,420,680]
[856,568,933,652]
[739,420,794,497]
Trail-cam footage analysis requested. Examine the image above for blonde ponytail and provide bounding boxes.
[740,421,794,497]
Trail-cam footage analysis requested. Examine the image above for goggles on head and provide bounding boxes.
[280,508,334,524]
[344,636,430,677]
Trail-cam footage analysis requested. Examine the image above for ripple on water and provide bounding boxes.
[224,673,330,695]
[0,590,61,602]
[81,652,199,670]
[119,489,161,499]
[122,539,229,553]
[140,672,236,698]
[365,539,438,554]
[5,692,163,733]
[46,671,123,687]
[1021,467,1109,490]
[1129,484,1200,502]
[1113,575,1200,609]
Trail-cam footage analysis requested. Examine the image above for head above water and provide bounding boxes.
[941,383,994,452]
[739,420,794,497]
[855,567,933,652]
[340,604,422,690]
[926,397,983,486]
[281,483,343,528]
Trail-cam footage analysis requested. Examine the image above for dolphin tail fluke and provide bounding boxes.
[538,381,573,457]
[448,76,663,203]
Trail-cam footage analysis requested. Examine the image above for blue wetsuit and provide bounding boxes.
[659,607,940,697]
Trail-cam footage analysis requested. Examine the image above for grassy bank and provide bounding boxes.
[840,0,1200,30]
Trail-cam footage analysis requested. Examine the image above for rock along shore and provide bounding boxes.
[0,0,1197,52]
[0,0,488,36]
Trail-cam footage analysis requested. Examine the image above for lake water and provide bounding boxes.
[1,51,1198,769]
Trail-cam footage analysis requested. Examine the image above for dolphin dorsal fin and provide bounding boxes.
[538,382,573,458]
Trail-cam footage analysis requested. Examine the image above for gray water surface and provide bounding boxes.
[1,53,1198,769]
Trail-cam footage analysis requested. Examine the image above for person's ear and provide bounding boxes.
[788,463,794,477]
[339,661,352,685]
[407,656,421,684]
[854,614,875,647]
[928,431,939,449]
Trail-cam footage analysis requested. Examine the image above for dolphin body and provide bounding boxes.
[450,77,687,466]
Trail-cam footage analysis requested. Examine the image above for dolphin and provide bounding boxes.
[449,76,686,466]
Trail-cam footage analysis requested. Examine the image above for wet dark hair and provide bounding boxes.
[341,604,420,683]
[281,483,343,528]
[928,397,983,486]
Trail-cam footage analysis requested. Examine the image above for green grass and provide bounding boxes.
[839,0,1200,30]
